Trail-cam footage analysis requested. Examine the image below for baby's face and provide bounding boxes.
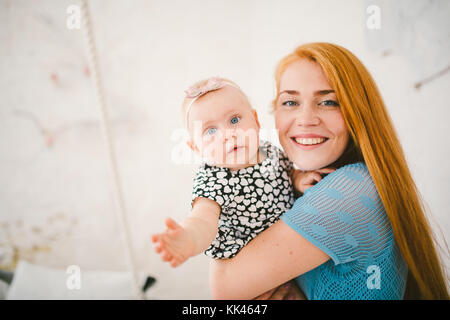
[187,85,261,170]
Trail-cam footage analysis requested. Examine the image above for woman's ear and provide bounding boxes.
[252,109,261,129]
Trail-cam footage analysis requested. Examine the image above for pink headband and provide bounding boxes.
[184,77,240,129]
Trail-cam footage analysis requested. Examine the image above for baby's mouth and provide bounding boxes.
[228,145,244,153]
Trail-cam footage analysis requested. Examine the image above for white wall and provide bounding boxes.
[0,0,448,299]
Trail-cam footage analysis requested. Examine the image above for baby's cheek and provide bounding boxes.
[203,142,225,162]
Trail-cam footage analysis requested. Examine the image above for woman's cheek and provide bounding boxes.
[332,113,349,151]
[275,108,291,130]
[275,112,292,149]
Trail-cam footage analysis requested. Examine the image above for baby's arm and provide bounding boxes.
[151,197,220,267]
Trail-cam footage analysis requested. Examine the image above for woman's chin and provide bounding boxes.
[293,156,333,171]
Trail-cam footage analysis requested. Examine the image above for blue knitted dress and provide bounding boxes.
[281,162,408,299]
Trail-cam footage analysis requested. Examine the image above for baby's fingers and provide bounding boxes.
[165,217,181,231]
[151,234,160,243]
[151,233,170,254]
[315,167,335,174]
[153,241,164,253]
[151,233,167,245]
[253,287,277,300]
[305,172,323,184]
[169,257,181,268]
[161,249,173,262]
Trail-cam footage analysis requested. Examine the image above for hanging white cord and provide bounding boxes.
[80,0,144,300]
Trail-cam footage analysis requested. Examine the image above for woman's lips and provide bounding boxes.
[291,135,328,150]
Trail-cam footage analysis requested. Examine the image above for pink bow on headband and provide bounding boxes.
[184,77,225,99]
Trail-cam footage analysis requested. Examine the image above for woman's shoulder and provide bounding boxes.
[309,161,372,192]
[332,161,369,177]
[302,161,381,211]
[283,160,390,265]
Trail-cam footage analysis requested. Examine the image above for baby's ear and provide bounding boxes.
[186,139,199,153]
[252,109,261,129]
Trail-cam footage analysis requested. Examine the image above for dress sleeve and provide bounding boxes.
[191,164,230,209]
[281,162,389,265]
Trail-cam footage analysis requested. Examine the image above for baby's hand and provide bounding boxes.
[151,218,195,268]
[291,168,335,194]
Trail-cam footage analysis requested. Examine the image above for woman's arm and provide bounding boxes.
[209,218,330,299]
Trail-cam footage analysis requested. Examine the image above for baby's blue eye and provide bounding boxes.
[230,116,240,124]
[206,127,217,135]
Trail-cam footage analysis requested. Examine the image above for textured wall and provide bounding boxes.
[0,0,449,299]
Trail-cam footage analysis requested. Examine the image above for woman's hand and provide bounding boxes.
[253,280,306,300]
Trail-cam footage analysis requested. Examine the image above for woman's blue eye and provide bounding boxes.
[205,128,217,135]
[320,100,339,107]
[282,100,297,107]
[230,116,240,124]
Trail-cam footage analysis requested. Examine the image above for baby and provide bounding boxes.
[151,77,328,267]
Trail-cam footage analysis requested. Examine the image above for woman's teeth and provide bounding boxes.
[293,137,326,145]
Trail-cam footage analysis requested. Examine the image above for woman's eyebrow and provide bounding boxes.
[315,89,335,96]
[279,90,299,95]
[279,89,335,96]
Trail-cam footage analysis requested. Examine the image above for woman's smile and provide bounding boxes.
[290,133,329,150]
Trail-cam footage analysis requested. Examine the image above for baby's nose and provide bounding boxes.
[224,127,237,140]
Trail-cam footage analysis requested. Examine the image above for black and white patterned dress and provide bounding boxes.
[191,140,295,259]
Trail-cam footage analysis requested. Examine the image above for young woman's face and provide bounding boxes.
[188,85,261,170]
[275,59,349,171]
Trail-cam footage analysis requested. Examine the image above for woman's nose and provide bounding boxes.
[296,104,320,126]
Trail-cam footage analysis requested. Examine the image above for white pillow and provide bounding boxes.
[0,280,9,300]
[6,260,144,300]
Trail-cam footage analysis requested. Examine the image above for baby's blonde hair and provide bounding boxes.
[181,77,245,129]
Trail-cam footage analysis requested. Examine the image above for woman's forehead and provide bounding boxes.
[280,60,332,92]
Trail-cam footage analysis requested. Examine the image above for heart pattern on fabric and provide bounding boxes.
[191,140,295,259]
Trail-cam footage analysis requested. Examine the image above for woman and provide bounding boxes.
[210,42,449,300]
